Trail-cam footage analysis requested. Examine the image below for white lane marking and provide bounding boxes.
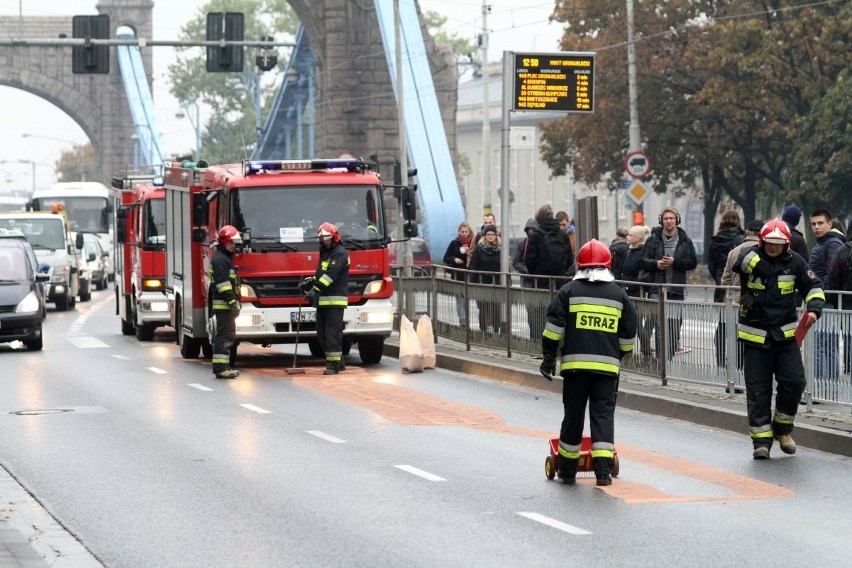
[516,512,592,535]
[65,336,109,348]
[147,367,167,374]
[239,404,271,414]
[188,383,213,392]
[307,430,347,444]
[394,465,446,482]
[111,354,131,360]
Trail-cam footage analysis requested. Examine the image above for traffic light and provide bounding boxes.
[206,12,244,72]
[72,15,110,74]
[406,167,418,193]
[401,186,417,221]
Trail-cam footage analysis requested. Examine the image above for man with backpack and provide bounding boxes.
[525,204,575,290]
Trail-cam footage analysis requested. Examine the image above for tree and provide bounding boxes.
[422,10,477,69]
[167,0,299,164]
[55,143,96,182]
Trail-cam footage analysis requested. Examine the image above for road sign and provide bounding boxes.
[513,52,595,113]
[510,127,536,149]
[625,151,651,179]
[625,180,650,205]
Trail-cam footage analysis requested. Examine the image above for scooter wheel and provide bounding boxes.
[545,455,556,480]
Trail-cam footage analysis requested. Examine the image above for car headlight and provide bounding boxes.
[15,291,40,314]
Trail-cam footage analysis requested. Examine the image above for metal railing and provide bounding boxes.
[391,266,852,409]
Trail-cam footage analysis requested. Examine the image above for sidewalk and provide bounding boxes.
[383,334,852,458]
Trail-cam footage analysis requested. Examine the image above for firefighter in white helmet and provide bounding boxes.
[540,239,637,486]
[300,222,350,375]
[209,225,242,379]
[733,218,825,459]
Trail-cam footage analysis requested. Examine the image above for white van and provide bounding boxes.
[0,211,82,310]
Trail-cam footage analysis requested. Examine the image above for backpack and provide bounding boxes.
[538,230,572,276]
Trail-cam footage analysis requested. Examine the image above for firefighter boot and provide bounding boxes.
[594,457,613,486]
[323,363,339,375]
[596,474,613,487]
[215,369,240,379]
[752,445,771,460]
[556,456,576,484]
[775,433,797,455]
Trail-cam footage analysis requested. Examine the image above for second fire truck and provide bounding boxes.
[163,158,400,365]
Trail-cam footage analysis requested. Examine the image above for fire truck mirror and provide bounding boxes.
[191,227,208,244]
[192,193,209,226]
[117,223,127,244]
[403,221,418,238]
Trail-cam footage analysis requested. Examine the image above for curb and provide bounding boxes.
[382,342,852,458]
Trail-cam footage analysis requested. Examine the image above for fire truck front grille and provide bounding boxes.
[243,274,385,299]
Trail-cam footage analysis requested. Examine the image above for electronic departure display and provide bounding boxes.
[513,52,595,113]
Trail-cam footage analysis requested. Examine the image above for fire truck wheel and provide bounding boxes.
[308,339,324,358]
[136,322,155,342]
[357,335,384,365]
[201,341,213,359]
[121,297,134,335]
[178,303,202,359]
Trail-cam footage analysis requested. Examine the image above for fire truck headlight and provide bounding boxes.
[235,313,261,328]
[240,284,257,300]
[364,280,384,295]
[360,310,393,325]
[141,301,169,312]
[143,279,164,291]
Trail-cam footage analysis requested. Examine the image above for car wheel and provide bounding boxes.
[25,327,43,351]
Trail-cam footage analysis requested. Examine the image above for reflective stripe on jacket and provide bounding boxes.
[313,241,349,308]
[208,246,239,311]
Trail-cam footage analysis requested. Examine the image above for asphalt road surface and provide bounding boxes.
[1,288,851,567]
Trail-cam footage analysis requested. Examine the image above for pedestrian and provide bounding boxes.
[512,218,539,289]
[209,225,242,379]
[609,226,630,279]
[468,224,503,333]
[827,220,852,374]
[733,219,825,459]
[526,204,575,290]
[808,209,843,388]
[618,224,652,355]
[302,222,349,375]
[781,205,809,261]
[640,207,697,357]
[708,210,744,367]
[721,219,763,371]
[556,210,576,254]
[442,220,473,325]
[540,239,637,486]
[469,213,497,265]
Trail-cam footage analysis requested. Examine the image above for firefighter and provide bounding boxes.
[733,218,825,459]
[301,222,349,375]
[540,239,637,486]
[209,225,242,379]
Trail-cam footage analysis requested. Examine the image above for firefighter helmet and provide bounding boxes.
[217,225,242,245]
[576,239,612,269]
[317,222,340,243]
[759,218,791,252]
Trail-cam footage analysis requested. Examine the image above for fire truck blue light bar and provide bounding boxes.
[244,159,369,175]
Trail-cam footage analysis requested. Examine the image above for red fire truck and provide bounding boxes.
[163,158,397,365]
[112,174,169,341]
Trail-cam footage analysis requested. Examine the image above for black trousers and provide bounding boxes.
[317,307,344,366]
[212,310,237,373]
[743,339,806,448]
[558,370,618,476]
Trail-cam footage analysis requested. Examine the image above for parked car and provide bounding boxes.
[0,228,48,350]
[81,232,109,291]
[388,237,432,276]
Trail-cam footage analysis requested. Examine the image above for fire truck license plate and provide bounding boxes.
[291,311,316,323]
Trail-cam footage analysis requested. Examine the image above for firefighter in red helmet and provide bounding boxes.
[733,218,825,459]
[209,225,242,379]
[540,239,637,486]
[300,222,350,374]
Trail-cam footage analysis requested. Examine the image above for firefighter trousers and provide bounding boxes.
[742,339,806,448]
[558,370,618,477]
[212,310,237,373]
[317,307,344,368]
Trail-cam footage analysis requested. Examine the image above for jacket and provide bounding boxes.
[512,218,539,286]
[827,239,852,308]
[733,246,825,346]
[721,236,759,301]
[619,245,647,298]
[469,238,501,285]
[312,241,349,308]
[708,227,745,282]
[609,238,630,280]
[640,227,698,299]
[787,224,809,261]
[442,237,470,281]
[542,275,637,378]
[209,245,239,312]
[809,228,845,283]
[525,217,575,289]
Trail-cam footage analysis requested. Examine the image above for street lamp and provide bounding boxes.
[21,132,81,146]
[0,159,42,191]
[176,100,202,162]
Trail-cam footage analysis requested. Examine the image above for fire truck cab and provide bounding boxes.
[164,158,396,365]
[112,174,169,341]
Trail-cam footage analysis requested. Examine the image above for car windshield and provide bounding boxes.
[0,218,65,250]
[230,184,385,251]
[0,247,29,281]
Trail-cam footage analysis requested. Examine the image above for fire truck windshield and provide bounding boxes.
[231,185,385,250]
[143,199,166,250]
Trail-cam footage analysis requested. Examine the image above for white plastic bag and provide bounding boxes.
[399,315,424,373]
[416,315,436,369]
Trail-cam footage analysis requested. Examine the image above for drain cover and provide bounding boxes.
[10,409,73,416]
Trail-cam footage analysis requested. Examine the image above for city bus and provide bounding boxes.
[29,181,114,281]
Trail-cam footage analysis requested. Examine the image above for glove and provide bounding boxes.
[298,277,315,292]
[305,289,319,308]
[229,300,241,315]
[540,354,557,381]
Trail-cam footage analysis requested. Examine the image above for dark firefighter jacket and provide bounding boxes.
[733,246,825,346]
[312,241,350,308]
[209,245,239,311]
[542,276,638,378]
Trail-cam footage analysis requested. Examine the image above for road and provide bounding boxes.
[1,287,851,567]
